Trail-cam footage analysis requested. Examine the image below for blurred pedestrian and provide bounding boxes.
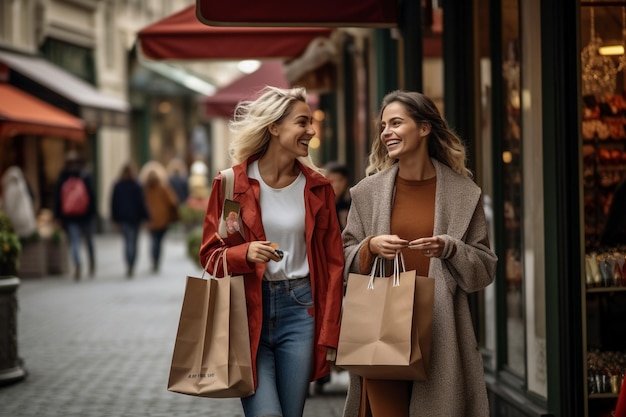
[53,149,97,281]
[199,86,344,417]
[141,162,179,273]
[0,166,37,239]
[111,162,149,278]
[341,90,497,417]
[167,158,189,206]
[325,161,352,231]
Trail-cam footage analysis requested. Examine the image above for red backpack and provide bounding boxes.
[61,176,90,216]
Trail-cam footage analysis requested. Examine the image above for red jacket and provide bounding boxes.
[199,156,345,386]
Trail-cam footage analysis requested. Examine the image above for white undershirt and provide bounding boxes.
[248,160,309,281]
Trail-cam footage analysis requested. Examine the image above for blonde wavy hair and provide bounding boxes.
[228,86,319,171]
[366,90,472,178]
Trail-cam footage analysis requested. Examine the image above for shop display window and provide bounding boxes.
[580,3,626,416]
[500,0,525,379]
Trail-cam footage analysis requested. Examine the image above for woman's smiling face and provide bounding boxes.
[379,101,427,160]
[271,101,316,158]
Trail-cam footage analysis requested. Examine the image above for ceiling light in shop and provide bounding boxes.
[599,44,625,56]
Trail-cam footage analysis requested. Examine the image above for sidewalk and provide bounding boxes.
[0,231,347,417]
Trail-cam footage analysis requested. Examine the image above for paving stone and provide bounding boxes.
[0,231,347,417]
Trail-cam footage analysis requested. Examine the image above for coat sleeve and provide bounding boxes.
[319,184,346,349]
[342,188,371,279]
[440,198,497,294]
[199,175,254,277]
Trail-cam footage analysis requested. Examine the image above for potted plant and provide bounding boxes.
[0,211,21,276]
[186,226,203,269]
[0,210,27,385]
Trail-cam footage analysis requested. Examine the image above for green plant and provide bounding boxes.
[0,211,22,276]
[178,204,206,226]
[186,226,203,268]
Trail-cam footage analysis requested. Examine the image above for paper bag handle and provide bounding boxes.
[392,251,407,288]
[221,249,230,277]
[367,256,389,289]
[201,248,228,280]
[367,252,407,289]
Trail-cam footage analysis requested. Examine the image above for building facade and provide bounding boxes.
[0,0,193,222]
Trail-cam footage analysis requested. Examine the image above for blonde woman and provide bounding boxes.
[199,86,344,417]
[341,91,497,417]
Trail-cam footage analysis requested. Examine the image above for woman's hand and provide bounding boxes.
[408,236,444,258]
[246,241,282,263]
[369,235,409,260]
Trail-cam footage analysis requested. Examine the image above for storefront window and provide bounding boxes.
[500,0,525,378]
[477,0,496,370]
[580,3,626,416]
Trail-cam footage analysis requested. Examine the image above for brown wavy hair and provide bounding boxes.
[366,90,472,178]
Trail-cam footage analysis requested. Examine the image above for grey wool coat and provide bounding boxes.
[341,159,497,417]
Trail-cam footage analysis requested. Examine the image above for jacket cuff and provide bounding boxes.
[439,234,458,259]
[358,236,376,273]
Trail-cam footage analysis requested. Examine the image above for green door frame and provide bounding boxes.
[540,1,584,416]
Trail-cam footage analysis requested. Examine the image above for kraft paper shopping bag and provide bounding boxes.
[168,249,254,397]
[337,254,434,380]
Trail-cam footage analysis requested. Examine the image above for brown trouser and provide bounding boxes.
[358,378,412,417]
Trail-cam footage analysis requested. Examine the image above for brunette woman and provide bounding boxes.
[342,90,497,417]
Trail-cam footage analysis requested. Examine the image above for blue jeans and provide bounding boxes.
[66,219,95,270]
[242,278,315,417]
[120,222,140,269]
[150,228,167,270]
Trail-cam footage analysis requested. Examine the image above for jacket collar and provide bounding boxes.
[375,159,481,240]
[228,154,331,242]
[231,154,330,193]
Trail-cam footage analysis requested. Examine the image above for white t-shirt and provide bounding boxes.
[248,160,309,281]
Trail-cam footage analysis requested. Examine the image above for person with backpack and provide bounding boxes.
[54,149,97,281]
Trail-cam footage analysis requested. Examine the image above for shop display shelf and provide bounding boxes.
[588,393,619,400]
[587,286,626,294]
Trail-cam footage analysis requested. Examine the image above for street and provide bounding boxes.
[0,231,347,417]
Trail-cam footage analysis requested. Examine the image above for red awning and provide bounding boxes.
[204,61,289,119]
[204,61,320,119]
[0,84,85,141]
[137,6,333,60]
[196,0,397,27]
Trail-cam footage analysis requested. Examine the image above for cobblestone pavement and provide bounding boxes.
[0,231,347,417]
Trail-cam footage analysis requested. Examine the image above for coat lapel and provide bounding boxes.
[372,165,398,236]
[432,159,481,239]
[229,158,332,244]
[431,159,481,294]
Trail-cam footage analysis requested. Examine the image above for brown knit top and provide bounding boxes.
[359,175,436,277]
